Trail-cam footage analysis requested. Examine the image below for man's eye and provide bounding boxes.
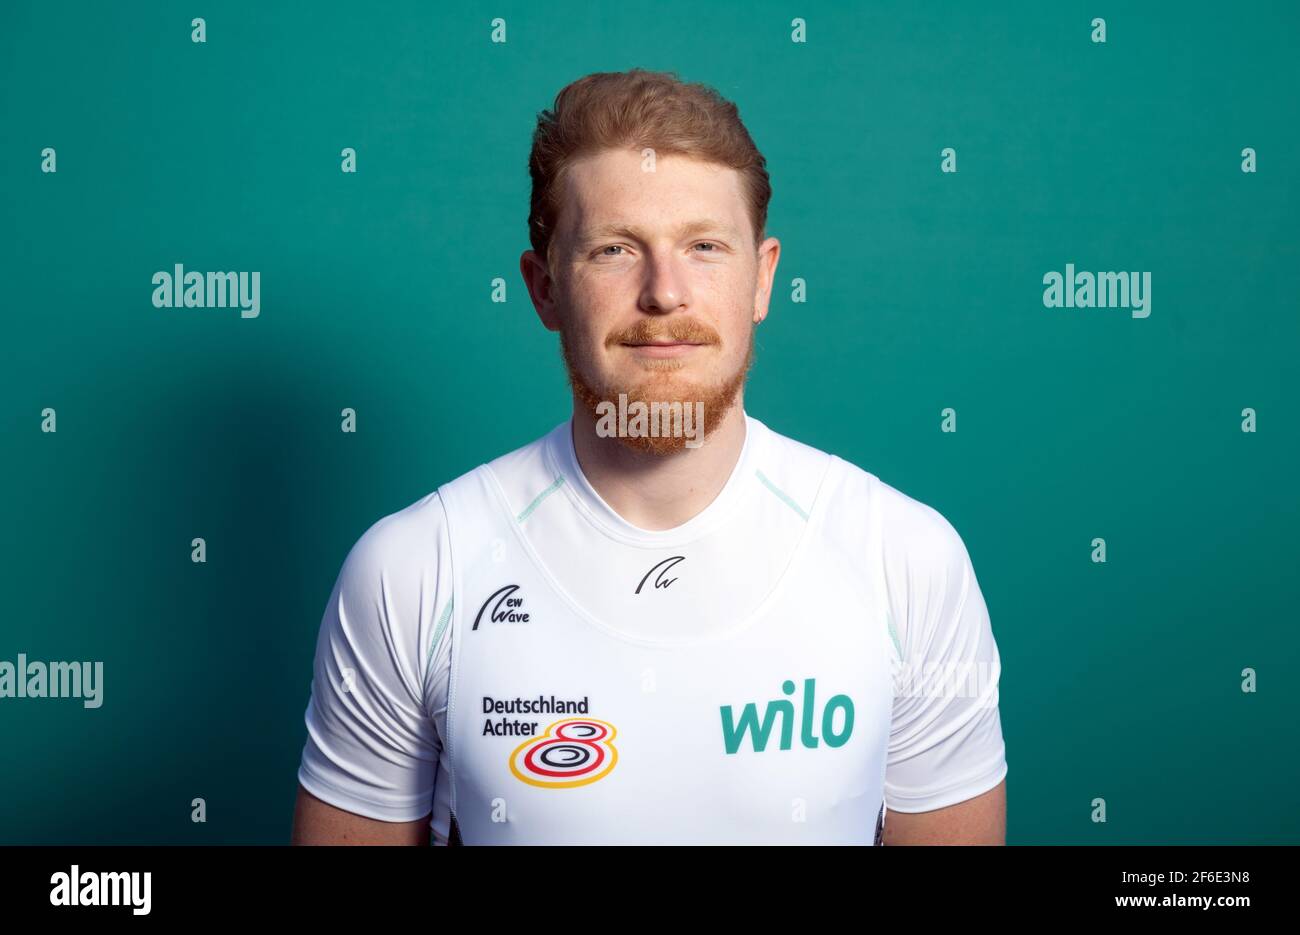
[597,243,718,257]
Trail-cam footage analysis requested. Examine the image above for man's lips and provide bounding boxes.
[621,340,709,358]
[622,340,707,346]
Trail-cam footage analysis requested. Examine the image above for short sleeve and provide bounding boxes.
[880,496,1008,814]
[296,492,451,822]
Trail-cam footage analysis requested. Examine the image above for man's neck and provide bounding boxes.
[568,398,748,531]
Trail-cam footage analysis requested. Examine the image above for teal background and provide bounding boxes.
[1,1,1296,844]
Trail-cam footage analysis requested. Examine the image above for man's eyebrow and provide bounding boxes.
[578,219,738,244]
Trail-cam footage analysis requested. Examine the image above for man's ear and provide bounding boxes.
[753,235,780,326]
[520,250,562,332]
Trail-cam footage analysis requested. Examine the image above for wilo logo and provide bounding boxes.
[50,865,151,915]
[719,678,854,754]
[1042,263,1150,318]
[595,394,705,449]
[152,263,260,319]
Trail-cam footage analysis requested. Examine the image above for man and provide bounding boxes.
[291,68,1008,845]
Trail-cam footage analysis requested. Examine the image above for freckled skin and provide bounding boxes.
[291,784,431,845]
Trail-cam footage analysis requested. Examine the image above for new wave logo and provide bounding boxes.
[719,678,854,753]
[635,555,685,593]
[472,585,530,630]
[509,717,619,788]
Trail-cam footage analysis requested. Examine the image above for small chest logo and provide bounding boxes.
[510,717,619,788]
[719,677,855,753]
[635,555,685,594]
[472,585,530,630]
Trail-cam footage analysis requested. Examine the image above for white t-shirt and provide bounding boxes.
[297,411,1008,843]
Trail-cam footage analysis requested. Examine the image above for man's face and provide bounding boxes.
[533,148,778,454]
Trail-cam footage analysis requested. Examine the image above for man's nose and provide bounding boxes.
[638,252,690,314]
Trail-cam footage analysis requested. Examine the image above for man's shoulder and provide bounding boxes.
[482,421,562,485]
[350,421,563,568]
[850,465,973,594]
[746,415,838,518]
[341,487,450,578]
[763,420,969,569]
[754,417,872,517]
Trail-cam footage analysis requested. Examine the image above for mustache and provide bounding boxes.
[606,318,721,347]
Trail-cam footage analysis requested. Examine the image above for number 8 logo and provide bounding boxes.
[509,717,619,788]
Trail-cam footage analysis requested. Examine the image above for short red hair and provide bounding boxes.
[527,68,772,269]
